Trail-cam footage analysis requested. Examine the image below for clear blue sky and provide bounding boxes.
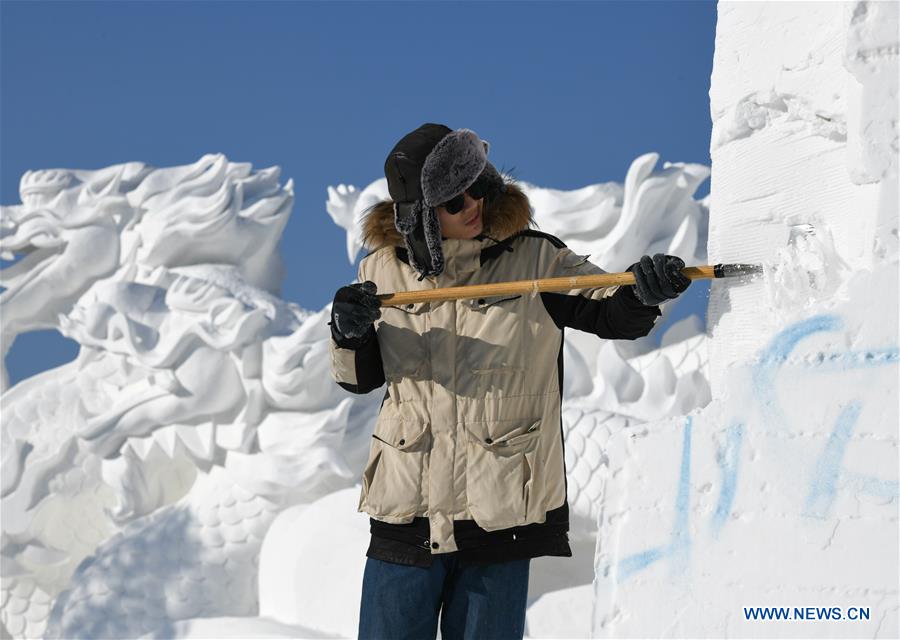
[1,0,718,387]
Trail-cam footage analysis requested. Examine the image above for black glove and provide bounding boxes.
[329,280,382,346]
[628,254,691,306]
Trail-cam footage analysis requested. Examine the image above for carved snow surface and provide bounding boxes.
[1,151,710,638]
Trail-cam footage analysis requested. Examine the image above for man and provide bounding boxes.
[329,123,691,639]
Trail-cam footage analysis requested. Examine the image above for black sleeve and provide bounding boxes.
[540,284,661,340]
[329,322,386,393]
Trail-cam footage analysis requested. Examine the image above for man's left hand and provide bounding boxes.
[628,253,691,306]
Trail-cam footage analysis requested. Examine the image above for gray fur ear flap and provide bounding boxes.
[394,200,445,279]
[421,205,444,276]
[393,200,421,235]
[402,233,427,279]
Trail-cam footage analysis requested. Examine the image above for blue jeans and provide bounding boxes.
[358,553,530,640]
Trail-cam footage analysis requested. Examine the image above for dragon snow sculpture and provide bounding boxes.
[1,152,710,638]
[0,156,368,638]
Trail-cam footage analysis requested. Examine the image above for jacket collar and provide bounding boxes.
[362,182,534,276]
[395,232,517,274]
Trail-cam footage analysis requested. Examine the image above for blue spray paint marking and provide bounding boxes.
[617,416,692,581]
[755,315,843,368]
[794,348,899,372]
[669,415,693,575]
[752,315,897,425]
[803,401,861,519]
[752,315,842,429]
[750,316,897,516]
[710,422,744,538]
[616,546,667,579]
[841,472,900,499]
[612,316,897,582]
[804,400,899,517]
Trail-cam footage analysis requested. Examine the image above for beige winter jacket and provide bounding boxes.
[330,184,661,556]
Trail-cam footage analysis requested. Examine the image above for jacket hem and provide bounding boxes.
[366,532,573,569]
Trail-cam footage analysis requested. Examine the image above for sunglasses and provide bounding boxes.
[438,174,492,214]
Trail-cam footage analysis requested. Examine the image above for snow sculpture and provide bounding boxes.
[0,156,366,638]
[2,149,711,639]
[592,3,899,638]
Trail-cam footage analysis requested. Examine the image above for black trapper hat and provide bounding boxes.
[384,123,506,279]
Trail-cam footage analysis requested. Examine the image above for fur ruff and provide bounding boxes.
[362,181,535,253]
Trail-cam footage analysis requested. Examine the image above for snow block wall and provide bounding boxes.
[591,2,899,638]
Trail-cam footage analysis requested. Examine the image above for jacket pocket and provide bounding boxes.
[360,416,432,523]
[358,448,382,512]
[464,294,522,311]
[461,295,525,376]
[464,418,541,531]
[392,300,433,314]
[377,301,431,382]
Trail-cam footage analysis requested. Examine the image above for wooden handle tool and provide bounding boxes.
[375,263,762,307]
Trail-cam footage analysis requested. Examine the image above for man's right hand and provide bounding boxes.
[330,280,382,343]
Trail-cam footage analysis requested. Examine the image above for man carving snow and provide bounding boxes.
[328,122,691,639]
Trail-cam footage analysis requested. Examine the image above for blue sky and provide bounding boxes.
[1,0,717,387]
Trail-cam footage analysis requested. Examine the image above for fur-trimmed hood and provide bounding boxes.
[360,181,535,253]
